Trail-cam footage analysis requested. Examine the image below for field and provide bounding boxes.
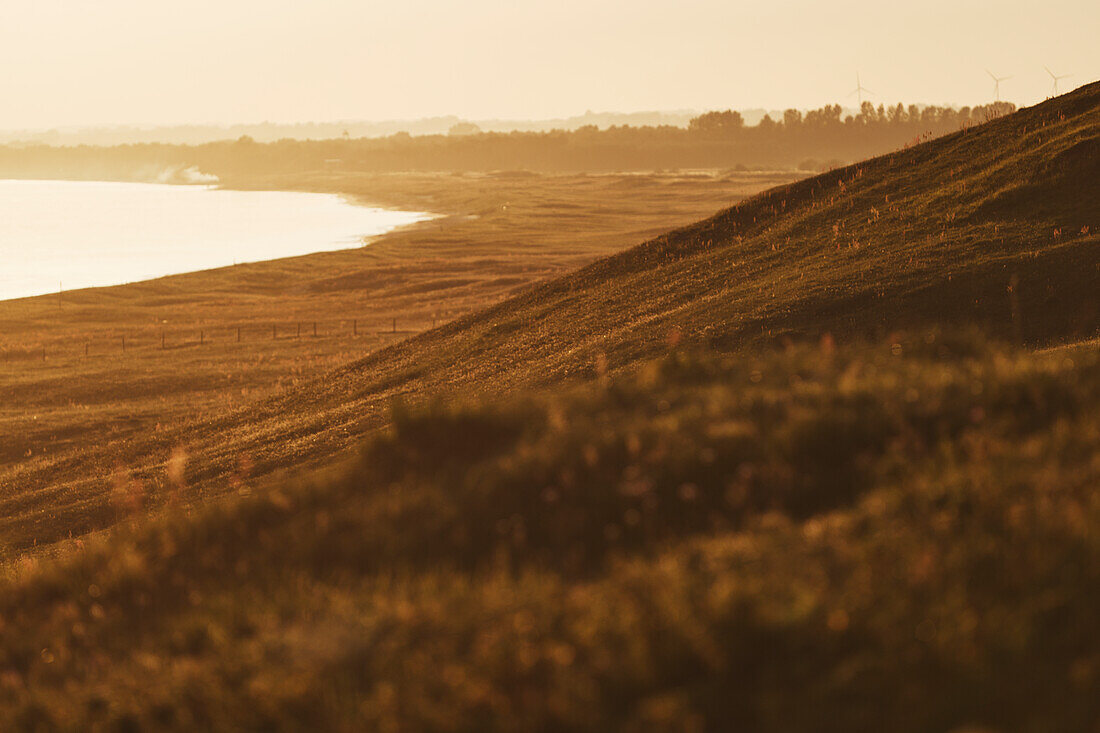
[0,82,1096,730]
[0,170,797,554]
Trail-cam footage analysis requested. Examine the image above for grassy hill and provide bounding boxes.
[0,82,1097,728]
[7,82,1095,557]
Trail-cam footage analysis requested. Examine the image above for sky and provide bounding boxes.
[0,0,1096,129]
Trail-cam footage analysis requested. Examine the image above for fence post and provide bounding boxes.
[200,330,204,346]
[272,325,277,340]
[122,336,126,353]
[297,323,301,339]
[237,326,241,343]
[313,321,317,337]
[353,319,357,336]
[161,331,165,350]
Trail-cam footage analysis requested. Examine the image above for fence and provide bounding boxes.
[2,314,451,364]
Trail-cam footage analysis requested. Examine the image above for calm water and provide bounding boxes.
[0,180,431,301]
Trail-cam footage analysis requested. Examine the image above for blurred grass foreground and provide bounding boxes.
[0,330,1097,731]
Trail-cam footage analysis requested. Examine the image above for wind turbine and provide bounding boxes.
[985,69,1011,102]
[1044,66,1072,96]
[849,73,874,107]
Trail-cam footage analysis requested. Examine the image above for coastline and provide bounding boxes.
[0,179,436,302]
[0,169,795,555]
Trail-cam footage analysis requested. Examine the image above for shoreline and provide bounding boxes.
[0,179,437,303]
[0,169,795,555]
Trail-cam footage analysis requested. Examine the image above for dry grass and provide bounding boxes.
[0,170,793,554]
[0,332,1096,730]
[4,83,1097,558]
[0,80,1095,733]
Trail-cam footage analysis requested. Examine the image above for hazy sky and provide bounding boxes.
[1,0,1096,128]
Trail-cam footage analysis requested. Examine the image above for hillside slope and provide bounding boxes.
[4,84,1099,553]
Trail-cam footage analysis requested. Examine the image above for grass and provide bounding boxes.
[0,331,1096,730]
[5,83,1090,558]
[0,83,1096,728]
[0,170,792,554]
[0,86,1094,563]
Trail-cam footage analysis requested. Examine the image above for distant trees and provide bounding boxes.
[688,110,744,135]
[0,102,1017,179]
[686,101,1014,137]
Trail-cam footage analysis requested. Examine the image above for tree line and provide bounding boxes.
[0,102,1015,180]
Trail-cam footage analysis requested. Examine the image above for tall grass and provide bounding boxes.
[0,331,1096,730]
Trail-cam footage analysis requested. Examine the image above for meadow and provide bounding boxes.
[3,83,1096,559]
[0,170,796,554]
[0,82,1095,729]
